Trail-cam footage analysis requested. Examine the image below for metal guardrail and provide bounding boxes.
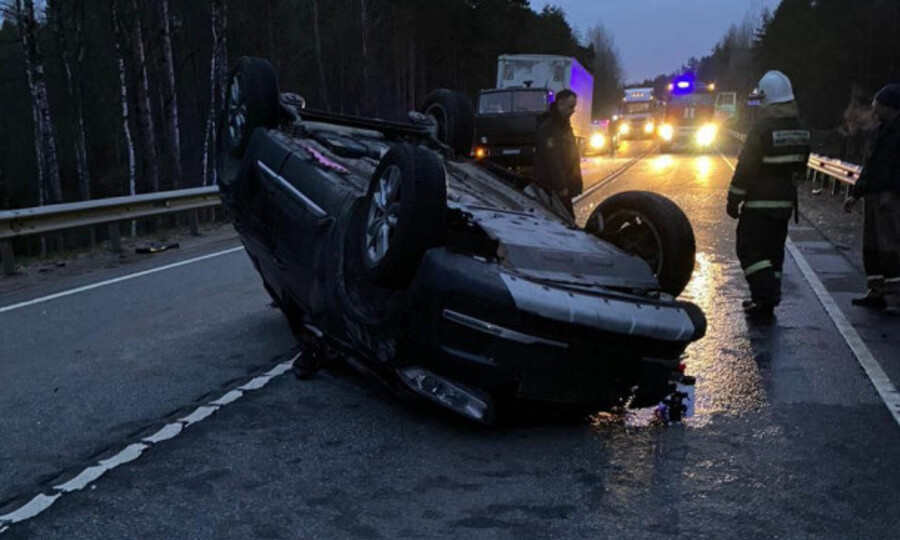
[726,129,862,192]
[0,186,222,275]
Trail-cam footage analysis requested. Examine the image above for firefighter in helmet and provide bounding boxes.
[727,71,811,321]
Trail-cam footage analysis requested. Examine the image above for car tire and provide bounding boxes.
[586,191,695,297]
[361,144,447,288]
[217,57,280,188]
[420,89,475,156]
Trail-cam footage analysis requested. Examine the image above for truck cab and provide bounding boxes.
[618,87,658,140]
[473,87,552,166]
[657,77,719,153]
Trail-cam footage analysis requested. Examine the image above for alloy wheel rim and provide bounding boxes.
[227,74,248,149]
[365,165,403,265]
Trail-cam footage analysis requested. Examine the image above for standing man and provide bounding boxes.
[844,84,900,315]
[533,89,583,217]
[727,71,811,321]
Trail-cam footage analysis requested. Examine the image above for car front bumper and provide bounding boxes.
[404,249,706,409]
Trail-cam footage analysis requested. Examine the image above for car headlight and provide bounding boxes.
[644,122,655,134]
[696,124,718,146]
[659,124,674,141]
[590,133,607,149]
[619,123,631,135]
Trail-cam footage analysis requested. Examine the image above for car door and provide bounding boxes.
[268,151,340,316]
[234,131,291,291]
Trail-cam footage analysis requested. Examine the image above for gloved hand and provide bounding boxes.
[726,196,741,219]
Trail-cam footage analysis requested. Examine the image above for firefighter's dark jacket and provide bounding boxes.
[728,102,811,218]
[851,116,900,198]
[533,110,583,195]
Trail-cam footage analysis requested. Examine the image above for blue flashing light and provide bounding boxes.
[677,81,691,89]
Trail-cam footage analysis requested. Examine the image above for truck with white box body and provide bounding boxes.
[473,55,594,167]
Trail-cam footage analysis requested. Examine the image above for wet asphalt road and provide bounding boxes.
[1,141,899,539]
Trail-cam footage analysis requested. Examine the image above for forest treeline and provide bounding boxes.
[0,0,626,210]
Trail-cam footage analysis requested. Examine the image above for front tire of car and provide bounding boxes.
[361,144,447,289]
[586,191,696,297]
[216,57,280,190]
[419,89,475,157]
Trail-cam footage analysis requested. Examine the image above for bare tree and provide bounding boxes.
[586,23,625,116]
[48,0,91,200]
[202,0,227,187]
[154,0,181,189]
[13,0,63,205]
[126,0,160,193]
[311,0,331,111]
[112,0,136,200]
[359,0,377,116]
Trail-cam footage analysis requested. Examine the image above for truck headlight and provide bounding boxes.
[644,122,655,134]
[696,124,718,146]
[659,124,674,141]
[619,123,631,135]
[590,133,606,149]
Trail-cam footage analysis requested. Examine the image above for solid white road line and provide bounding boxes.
[0,246,245,315]
[719,152,900,427]
[0,355,298,531]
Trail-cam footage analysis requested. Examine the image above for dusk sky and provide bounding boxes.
[534,0,782,83]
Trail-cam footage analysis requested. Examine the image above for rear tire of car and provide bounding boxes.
[420,89,475,156]
[361,144,447,288]
[586,191,695,297]
[217,57,280,189]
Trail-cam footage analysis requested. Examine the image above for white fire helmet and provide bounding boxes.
[755,70,795,106]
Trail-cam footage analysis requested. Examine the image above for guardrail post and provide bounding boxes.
[1,241,15,276]
[108,222,122,253]
[188,210,200,236]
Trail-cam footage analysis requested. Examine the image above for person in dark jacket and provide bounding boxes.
[727,71,811,321]
[533,89,583,217]
[844,84,900,315]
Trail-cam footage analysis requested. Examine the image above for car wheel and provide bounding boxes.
[217,57,280,188]
[419,89,474,156]
[586,191,695,297]
[361,144,447,288]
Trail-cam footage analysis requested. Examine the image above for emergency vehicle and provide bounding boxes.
[658,76,719,152]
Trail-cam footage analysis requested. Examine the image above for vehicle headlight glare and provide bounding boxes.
[590,133,606,149]
[644,122,655,134]
[659,124,674,141]
[697,124,718,146]
[619,123,631,135]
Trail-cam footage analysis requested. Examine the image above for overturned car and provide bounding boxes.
[217,57,706,424]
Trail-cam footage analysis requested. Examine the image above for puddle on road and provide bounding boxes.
[588,251,771,434]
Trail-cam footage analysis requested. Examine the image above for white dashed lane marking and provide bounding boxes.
[0,358,296,532]
[719,152,900,428]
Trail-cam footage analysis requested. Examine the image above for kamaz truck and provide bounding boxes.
[473,54,594,167]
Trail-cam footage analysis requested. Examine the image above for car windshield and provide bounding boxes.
[478,91,548,114]
[624,102,652,114]
[670,93,715,106]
